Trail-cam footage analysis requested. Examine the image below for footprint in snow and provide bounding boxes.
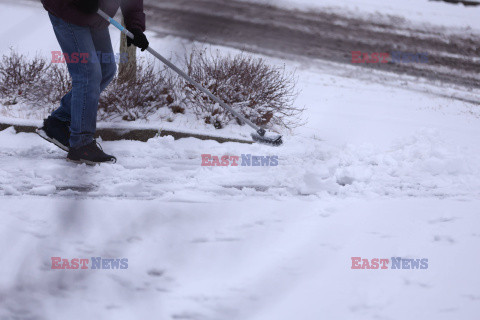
[147,269,165,277]
[433,235,455,244]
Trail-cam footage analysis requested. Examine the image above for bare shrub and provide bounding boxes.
[0,50,48,105]
[46,64,72,104]
[182,49,302,129]
[0,49,303,130]
[98,59,175,121]
[0,51,173,121]
[0,50,71,107]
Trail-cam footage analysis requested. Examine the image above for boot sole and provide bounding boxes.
[36,129,69,152]
[66,158,117,166]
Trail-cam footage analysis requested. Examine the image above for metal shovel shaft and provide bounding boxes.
[97,9,262,133]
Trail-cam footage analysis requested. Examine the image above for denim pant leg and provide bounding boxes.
[51,91,72,123]
[90,28,117,92]
[48,13,104,149]
[52,35,117,123]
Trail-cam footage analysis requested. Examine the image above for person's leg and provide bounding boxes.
[47,13,103,149]
[48,14,74,123]
[50,91,72,123]
[90,27,117,92]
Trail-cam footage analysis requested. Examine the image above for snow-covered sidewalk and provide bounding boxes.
[1,196,480,319]
[1,125,479,200]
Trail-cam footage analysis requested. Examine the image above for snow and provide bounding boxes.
[0,1,61,56]
[1,197,480,319]
[294,64,480,150]
[1,122,478,199]
[1,1,480,319]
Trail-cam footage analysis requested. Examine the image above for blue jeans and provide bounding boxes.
[48,13,117,148]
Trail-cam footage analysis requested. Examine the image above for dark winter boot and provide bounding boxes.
[36,116,70,151]
[67,140,117,165]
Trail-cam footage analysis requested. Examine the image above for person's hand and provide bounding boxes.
[73,0,99,14]
[127,29,149,51]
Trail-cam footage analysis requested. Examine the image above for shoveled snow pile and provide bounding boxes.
[0,126,478,200]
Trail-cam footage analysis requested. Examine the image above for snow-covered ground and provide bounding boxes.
[2,197,480,319]
[1,1,480,319]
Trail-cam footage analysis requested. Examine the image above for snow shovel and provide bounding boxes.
[97,9,283,147]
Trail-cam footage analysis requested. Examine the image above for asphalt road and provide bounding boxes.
[144,0,480,93]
